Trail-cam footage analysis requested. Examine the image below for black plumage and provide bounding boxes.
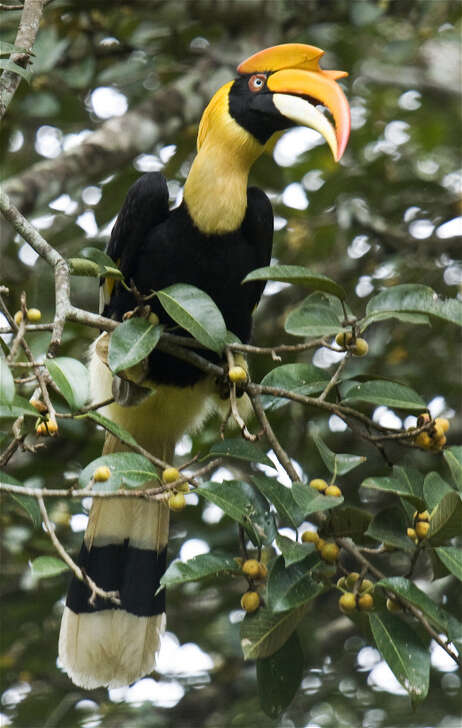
[103,172,273,386]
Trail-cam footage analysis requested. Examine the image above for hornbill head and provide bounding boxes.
[198,42,350,162]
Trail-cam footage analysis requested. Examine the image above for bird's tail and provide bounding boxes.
[58,433,170,690]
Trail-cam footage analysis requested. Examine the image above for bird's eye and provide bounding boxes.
[248,74,266,93]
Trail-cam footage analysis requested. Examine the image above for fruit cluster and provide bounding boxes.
[337,572,375,613]
[335,331,368,357]
[309,478,343,498]
[407,510,431,544]
[414,413,449,452]
[162,467,190,511]
[301,530,340,563]
[14,308,42,325]
[240,558,268,613]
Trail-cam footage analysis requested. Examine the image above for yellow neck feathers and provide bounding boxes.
[183,81,263,235]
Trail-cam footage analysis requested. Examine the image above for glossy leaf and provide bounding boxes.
[369,610,430,701]
[157,283,227,353]
[365,283,462,328]
[208,438,274,468]
[292,481,343,515]
[423,472,454,511]
[252,475,304,528]
[0,357,15,404]
[1,472,41,528]
[79,452,158,491]
[312,431,366,475]
[108,318,162,374]
[444,447,462,491]
[360,310,430,331]
[361,465,425,509]
[429,492,462,543]
[240,604,308,660]
[260,363,329,410]
[377,576,462,644]
[341,380,426,411]
[435,547,462,581]
[276,534,318,567]
[160,552,241,589]
[257,631,304,719]
[242,265,346,299]
[46,357,89,410]
[30,556,69,578]
[267,555,324,612]
[0,394,38,419]
[81,411,138,449]
[365,506,414,552]
[285,296,342,337]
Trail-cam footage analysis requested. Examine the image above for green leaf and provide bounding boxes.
[0,357,15,404]
[444,447,462,491]
[276,534,318,567]
[267,555,324,612]
[285,294,343,337]
[208,438,274,468]
[320,506,372,543]
[1,472,41,527]
[429,492,462,543]
[67,257,101,277]
[240,604,308,660]
[157,283,226,353]
[30,556,69,578]
[79,452,158,491]
[0,59,32,82]
[81,246,121,272]
[252,475,305,528]
[369,610,430,701]
[260,363,329,410]
[80,411,138,449]
[365,506,414,552]
[257,631,304,719]
[0,41,29,56]
[361,465,425,508]
[423,472,454,511]
[377,576,462,644]
[435,547,462,581]
[160,552,241,589]
[292,481,343,515]
[312,431,366,475]
[0,394,38,418]
[360,310,430,331]
[365,284,462,328]
[108,318,162,374]
[46,357,89,410]
[197,480,275,546]
[341,380,426,411]
[242,265,346,300]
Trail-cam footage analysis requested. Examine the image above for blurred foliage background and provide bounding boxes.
[1,1,461,726]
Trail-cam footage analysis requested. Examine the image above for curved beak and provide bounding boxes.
[238,43,350,161]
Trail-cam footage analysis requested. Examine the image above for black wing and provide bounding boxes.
[241,186,274,313]
[101,172,169,316]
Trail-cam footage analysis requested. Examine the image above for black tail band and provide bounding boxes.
[66,540,167,617]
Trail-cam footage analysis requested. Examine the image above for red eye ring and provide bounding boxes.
[248,73,267,93]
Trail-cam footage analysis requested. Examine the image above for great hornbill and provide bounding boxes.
[59,43,350,689]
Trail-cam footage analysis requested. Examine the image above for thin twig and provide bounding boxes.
[318,352,349,402]
[38,496,121,607]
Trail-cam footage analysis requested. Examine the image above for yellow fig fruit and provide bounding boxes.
[352,338,369,357]
[94,465,111,482]
[228,366,248,384]
[320,543,340,563]
[358,593,374,611]
[335,331,353,348]
[162,467,180,483]
[325,485,342,498]
[386,597,402,613]
[301,530,319,544]
[339,592,357,613]
[415,521,430,540]
[168,493,186,512]
[26,308,42,323]
[242,559,261,578]
[241,591,260,613]
[309,478,328,492]
[14,311,23,325]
